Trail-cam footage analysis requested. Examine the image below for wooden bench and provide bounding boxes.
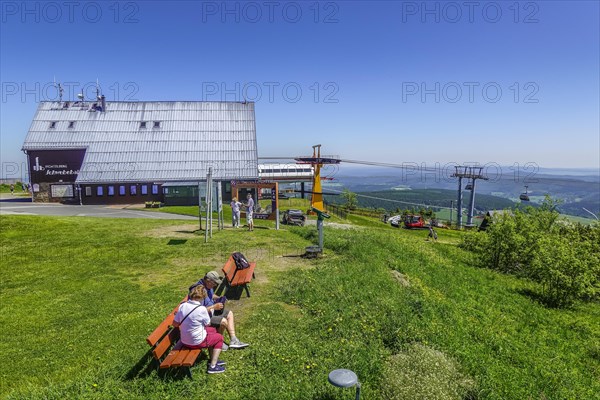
[218,255,256,298]
[146,297,204,378]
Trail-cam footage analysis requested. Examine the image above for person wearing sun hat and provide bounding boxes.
[188,271,249,350]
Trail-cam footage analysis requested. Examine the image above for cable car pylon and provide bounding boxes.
[452,166,488,228]
[295,145,341,212]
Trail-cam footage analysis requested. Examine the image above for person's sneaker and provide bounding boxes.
[221,343,229,351]
[229,338,250,349]
[216,359,226,366]
[207,364,226,374]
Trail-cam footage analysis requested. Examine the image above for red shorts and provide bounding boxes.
[185,326,223,350]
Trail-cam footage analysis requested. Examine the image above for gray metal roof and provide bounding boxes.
[22,101,258,183]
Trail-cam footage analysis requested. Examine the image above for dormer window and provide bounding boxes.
[49,121,57,129]
[140,121,147,129]
[68,121,75,129]
[153,121,161,128]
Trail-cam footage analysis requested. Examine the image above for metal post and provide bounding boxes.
[198,182,202,232]
[217,181,223,230]
[317,219,324,250]
[205,168,213,243]
[457,177,463,228]
[466,178,476,226]
[208,168,213,238]
[301,182,305,199]
[449,200,453,227]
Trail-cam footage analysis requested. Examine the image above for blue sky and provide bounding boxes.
[1,0,599,179]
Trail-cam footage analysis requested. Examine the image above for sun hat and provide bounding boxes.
[206,270,223,285]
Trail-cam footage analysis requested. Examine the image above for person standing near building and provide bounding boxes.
[230,197,242,228]
[245,193,254,231]
[9,184,14,195]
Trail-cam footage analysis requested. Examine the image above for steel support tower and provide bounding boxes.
[452,166,488,228]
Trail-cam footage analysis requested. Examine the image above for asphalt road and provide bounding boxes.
[0,195,196,220]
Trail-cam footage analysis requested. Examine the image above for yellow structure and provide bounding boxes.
[295,145,341,212]
[311,145,325,211]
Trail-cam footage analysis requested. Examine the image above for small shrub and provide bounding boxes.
[381,343,476,400]
[532,232,600,307]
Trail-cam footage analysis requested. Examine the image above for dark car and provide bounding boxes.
[282,209,306,226]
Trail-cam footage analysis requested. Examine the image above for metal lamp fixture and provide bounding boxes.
[328,369,361,400]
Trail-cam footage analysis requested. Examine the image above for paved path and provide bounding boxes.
[0,195,196,220]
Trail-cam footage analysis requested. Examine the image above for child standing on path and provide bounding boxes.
[230,197,242,228]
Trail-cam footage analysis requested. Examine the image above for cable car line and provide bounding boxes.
[324,188,455,210]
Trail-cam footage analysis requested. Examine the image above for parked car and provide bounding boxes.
[282,209,306,226]
[388,215,403,228]
[404,214,426,229]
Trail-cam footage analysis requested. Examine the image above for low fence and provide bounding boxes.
[324,203,347,219]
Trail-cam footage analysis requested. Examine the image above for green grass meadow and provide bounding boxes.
[1,211,598,399]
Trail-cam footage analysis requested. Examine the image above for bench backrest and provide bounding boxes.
[152,327,181,360]
[222,256,238,283]
[146,297,187,357]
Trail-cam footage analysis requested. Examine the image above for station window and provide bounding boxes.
[96,186,103,196]
[68,121,75,129]
[107,186,115,196]
[152,184,159,195]
[140,121,147,128]
[141,185,148,195]
[153,121,161,128]
[119,185,126,196]
[85,186,92,196]
[49,121,57,129]
[130,185,137,195]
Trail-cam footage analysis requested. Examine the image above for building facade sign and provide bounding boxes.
[29,149,86,183]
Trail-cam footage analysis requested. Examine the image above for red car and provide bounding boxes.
[404,215,426,229]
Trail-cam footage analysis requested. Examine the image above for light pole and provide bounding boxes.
[328,369,361,400]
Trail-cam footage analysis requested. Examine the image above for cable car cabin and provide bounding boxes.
[520,185,530,201]
[404,215,426,229]
[465,184,473,190]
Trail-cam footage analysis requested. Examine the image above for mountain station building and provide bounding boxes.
[21,100,259,205]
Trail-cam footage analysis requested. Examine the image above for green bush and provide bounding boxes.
[461,197,600,307]
[531,229,600,307]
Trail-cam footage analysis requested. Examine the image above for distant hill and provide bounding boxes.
[325,189,516,213]
[320,168,599,218]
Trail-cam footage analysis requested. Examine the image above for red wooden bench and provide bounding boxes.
[146,297,204,378]
[220,255,256,298]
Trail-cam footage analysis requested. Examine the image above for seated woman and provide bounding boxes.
[173,285,226,374]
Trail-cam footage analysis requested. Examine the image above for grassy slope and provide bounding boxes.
[286,227,599,399]
[1,213,598,399]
